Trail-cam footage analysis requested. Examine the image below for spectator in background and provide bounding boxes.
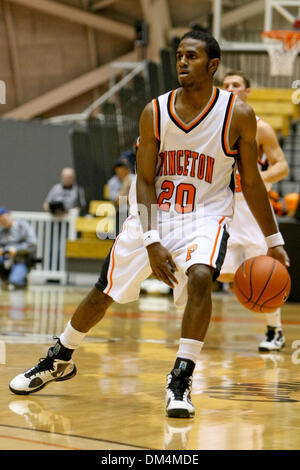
[44,167,86,216]
[118,140,137,173]
[107,159,135,208]
[0,208,37,289]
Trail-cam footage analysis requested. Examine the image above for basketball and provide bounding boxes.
[234,256,291,313]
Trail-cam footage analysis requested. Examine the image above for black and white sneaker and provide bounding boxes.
[258,326,286,352]
[166,361,195,418]
[9,345,77,395]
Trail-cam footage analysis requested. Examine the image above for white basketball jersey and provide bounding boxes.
[130,87,238,218]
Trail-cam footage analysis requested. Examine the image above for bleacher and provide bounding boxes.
[247,88,299,137]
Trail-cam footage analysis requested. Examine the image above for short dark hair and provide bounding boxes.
[114,158,130,170]
[179,30,221,60]
[223,70,251,88]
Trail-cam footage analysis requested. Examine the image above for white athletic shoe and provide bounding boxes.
[258,326,286,352]
[166,369,195,418]
[9,346,77,395]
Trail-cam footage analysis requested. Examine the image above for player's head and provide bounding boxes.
[176,30,221,87]
[0,207,12,228]
[61,167,75,187]
[222,71,251,102]
[114,159,131,180]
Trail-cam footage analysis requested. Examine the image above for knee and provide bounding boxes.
[187,264,213,299]
[86,286,113,309]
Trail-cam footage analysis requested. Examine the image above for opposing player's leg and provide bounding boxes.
[243,246,285,352]
[165,215,229,418]
[220,239,285,352]
[258,309,285,351]
[9,216,151,395]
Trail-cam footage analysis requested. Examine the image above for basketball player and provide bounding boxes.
[219,71,289,352]
[9,31,289,419]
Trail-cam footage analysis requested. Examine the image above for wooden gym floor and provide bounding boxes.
[0,285,300,450]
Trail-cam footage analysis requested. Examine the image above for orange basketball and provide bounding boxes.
[234,255,291,313]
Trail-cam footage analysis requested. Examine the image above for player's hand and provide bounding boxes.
[267,245,290,268]
[146,242,178,288]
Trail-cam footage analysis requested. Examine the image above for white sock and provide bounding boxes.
[176,338,204,363]
[60,321,86,350]
[265,309,282,329]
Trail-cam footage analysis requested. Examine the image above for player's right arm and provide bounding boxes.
[136,103,178,288]
[232,99,289,267]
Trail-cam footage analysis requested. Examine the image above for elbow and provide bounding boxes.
[273,161,289,181]
[273,163,289,183]
[136,174,154,189]
[282,162,289,179]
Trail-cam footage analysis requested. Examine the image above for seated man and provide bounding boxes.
[44,167,86,216]
[0,208,37,289]
[118,139,138,173]
[107,158,135,207]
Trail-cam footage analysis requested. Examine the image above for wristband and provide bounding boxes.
[265,232,284,248]
[142,230,160,248]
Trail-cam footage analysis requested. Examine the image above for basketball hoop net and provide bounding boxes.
[261,30,300,76]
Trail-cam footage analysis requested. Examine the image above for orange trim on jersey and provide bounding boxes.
[210,216,225,266]
[105,216,133,296]
[223,94,239,156]
[153,99,160,141]
[169,87,218,132]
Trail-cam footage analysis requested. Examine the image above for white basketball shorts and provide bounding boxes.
[221,193,268,274]
[95,213,230,308]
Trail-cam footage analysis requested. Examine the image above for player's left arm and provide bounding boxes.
[257,120,289,184]
[233,100,289,267]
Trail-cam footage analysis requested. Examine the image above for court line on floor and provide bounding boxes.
[0,432,79,450]
[0,424,154,450]
[1,304,300,325]
[106,312,300,326]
